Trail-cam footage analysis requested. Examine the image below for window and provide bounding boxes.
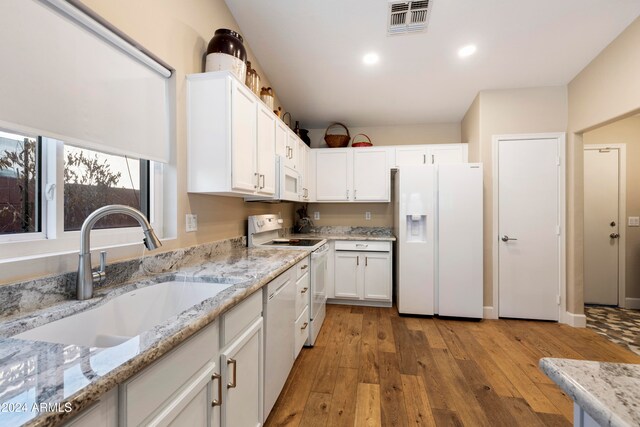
[0,131,41,235]
[0,131,154,244]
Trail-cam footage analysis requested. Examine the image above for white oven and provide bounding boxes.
[309,243,328,345]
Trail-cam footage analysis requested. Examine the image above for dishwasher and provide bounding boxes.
[263,271,295,419]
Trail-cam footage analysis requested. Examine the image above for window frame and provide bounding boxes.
[0,137,163,258]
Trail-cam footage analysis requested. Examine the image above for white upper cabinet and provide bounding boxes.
[393,144,468,167]
[315,148,390,202]
[352,148,389,201]
[256,104,276,195]
[299,142,311,201]
[275,121,288,159]
[285,130,299,169]
[186,71,275,197]
[315,149,351,201]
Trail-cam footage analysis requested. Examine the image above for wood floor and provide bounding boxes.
[265,304,640,427]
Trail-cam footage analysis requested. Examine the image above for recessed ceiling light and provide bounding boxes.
[458,44,477,58]
[363,52,379,65]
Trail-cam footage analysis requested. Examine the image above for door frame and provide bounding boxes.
[583,143,627,307]
[492,133,566,322]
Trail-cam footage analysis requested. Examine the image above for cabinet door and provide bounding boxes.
[363,252,391,301]
[315,150,350,201]
[221,318,263,427]
[256,104,276,196]
[353,149,389,201]
[395,146,429,166]
[299,143,310,201]
[429,144,465,164]
[334,252,360,298]
[275,121,288,158]
[231,81,257,193]
[285,131,298,169]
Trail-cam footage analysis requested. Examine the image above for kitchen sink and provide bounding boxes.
[15,279,238,348]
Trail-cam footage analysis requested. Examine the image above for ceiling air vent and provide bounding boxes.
[388,0,432,35]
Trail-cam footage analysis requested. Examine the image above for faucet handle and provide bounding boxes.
[92,251,107,283]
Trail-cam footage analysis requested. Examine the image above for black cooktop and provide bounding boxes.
[263,239,322,247]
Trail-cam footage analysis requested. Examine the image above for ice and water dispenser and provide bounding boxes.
[405,193,427,242]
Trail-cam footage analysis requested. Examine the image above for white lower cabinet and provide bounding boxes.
[333,241,392,305]
[220,318,263,427]
[65,388,118,427]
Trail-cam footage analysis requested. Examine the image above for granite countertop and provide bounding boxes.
[292,226,396,242]
[539,358,640,427]
[0,246,309,427]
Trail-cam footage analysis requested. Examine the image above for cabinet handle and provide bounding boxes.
[301,322,309,330]
[356,244,369,248]
[211,372,222,407]
[301,287,308,294]
[356,256,359,266]
[431,154,435,163]
[346,189,349,200]
[365,256,368,267]
[260,174,265,189]
[254,173,259,189]
[301,264,308,270]
[423,154,426,164]
[354,189,357,200]
[227,358,237,389]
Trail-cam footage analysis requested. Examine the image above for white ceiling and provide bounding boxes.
[225,0,640,128]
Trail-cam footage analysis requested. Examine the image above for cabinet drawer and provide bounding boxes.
[295,272,310,318]
[120,320,218,426]
[294,305,309,358]
[222,289,262,347]
[295,256,310,279]
[335,240,391,252]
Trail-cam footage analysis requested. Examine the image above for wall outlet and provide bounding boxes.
[186,214,198,232]
[629,216,640,227]
[365,212,372,220]
[314,211,320,220]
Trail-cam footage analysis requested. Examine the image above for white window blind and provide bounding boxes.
[0,0,171,163]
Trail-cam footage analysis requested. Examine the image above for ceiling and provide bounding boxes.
[224,0,640,128]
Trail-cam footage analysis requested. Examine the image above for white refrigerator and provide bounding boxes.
[394,163,483,318]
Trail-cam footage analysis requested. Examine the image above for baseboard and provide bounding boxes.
[483,306,497,319]
[562,311,587,328]
[625,297,640,309]
[326,299,392,308]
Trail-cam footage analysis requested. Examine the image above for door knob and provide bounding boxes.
[610,233,620,239]
[501,235,518,242]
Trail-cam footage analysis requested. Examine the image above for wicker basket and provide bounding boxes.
[324,122,350,148]
[351,133,373,147]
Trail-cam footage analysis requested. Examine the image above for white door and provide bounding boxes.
[286,131,298,169]
[363,252,391,300]
[353,149,389,201]
[497,137,562,321]
[231,82,257,193]
[395,146,429,166]
[584,148,620,305]
[334,252,360,298]
[256,104,276,196]
[315,150,350,201]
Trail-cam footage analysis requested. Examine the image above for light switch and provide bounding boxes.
[629,216,640,227]
[314,211,320,220]
[186,214,198,232]
[365,212,372,220]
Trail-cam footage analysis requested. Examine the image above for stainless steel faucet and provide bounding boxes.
[76,205,162,300]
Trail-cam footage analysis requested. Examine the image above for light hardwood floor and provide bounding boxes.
[266,304,640,426]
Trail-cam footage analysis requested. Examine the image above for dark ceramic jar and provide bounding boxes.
[205,29,247,81]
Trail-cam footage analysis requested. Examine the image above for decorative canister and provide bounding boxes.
[205,29,247,81]
[260,87,274,110]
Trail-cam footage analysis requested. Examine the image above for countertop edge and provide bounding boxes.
[539,358,630,427]
[22,250,310,427]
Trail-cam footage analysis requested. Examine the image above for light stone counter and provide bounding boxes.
[540,357,640,427]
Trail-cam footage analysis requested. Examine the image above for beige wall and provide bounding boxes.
[474,87,569,307]
[461,95,481,162]
[583,115,640,300]
[567,16,640,313]
[307,122,461,149]
[307,203,394,228]
[0,0,295,285]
